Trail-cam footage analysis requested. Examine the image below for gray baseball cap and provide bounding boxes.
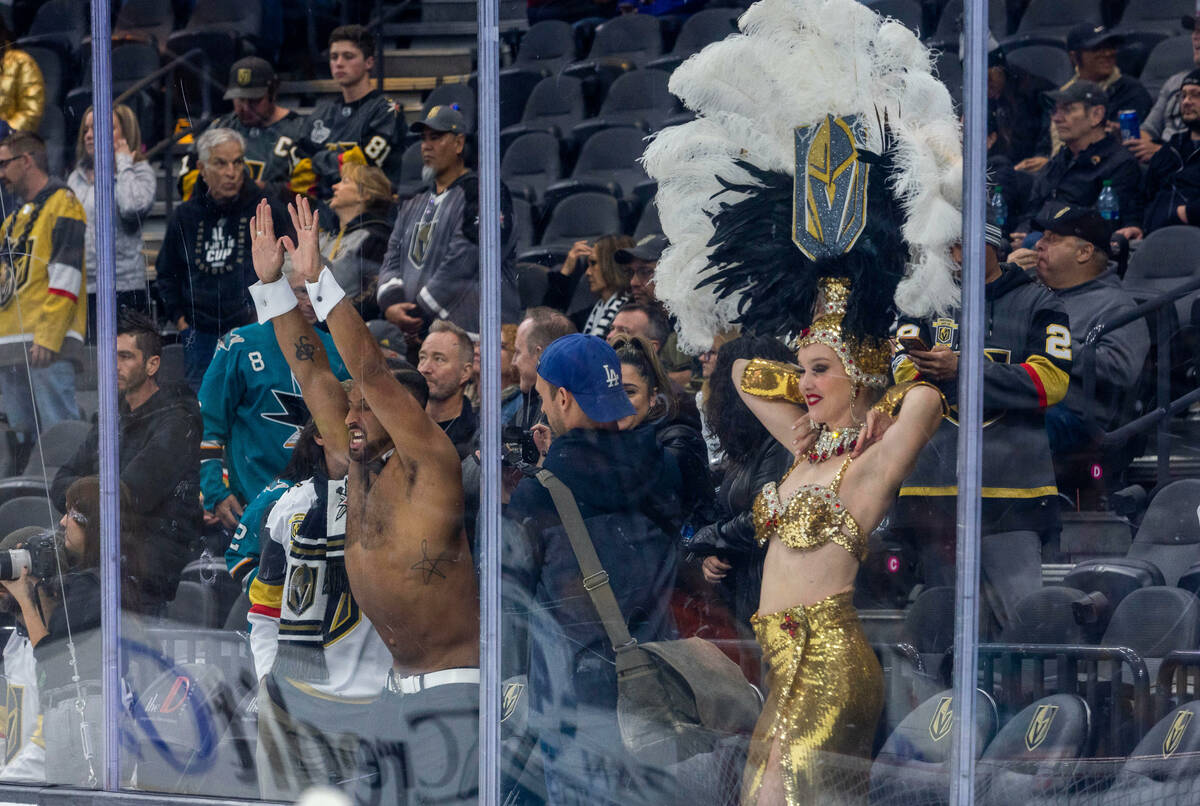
[409,105,467,134]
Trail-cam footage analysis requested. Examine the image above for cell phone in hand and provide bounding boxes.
[898,335,929,352]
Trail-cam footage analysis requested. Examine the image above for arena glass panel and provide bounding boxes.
[492,2,982,805]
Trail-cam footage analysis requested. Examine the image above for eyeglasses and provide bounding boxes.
[0,154,23,170]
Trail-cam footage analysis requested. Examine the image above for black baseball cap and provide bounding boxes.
[409,105,467,135]
[1034,202,1110,251]
[1182,68,1200,90]
[1044,80,1108,110]
[1066,23,1122,53]
[614,233,667,264]
[224,57,276,100]
[1183,15,1198,31]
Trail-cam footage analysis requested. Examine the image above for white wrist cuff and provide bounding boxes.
[248,276,297,324]
[306,266,346,322]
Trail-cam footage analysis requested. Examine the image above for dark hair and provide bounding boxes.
[117,309,162,359]
[329,24,375,57]
[523,306,576,352]
[611,334,677,421]
[3,131,47,173]
[705,336,795,465]
[387,357,430,408]
[279,420,326,483]
[615,302,670,348]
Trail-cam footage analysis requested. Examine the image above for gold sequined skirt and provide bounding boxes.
[742,591,883,806]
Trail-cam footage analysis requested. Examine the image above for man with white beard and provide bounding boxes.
[375,105,518,335]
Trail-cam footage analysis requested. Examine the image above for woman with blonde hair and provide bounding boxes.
[548,233,635,336]
[319,161,394,320]
[68,104,156,339]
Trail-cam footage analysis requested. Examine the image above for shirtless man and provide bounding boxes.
[248,195,479,803]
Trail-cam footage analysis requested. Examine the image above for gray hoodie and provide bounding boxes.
[67,152,156,293]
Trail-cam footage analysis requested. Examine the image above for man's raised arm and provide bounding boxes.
[248,198,349,456]
[283,196,451,459]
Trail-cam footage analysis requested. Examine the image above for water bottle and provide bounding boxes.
[988,186,1007,231]
[1097,180,1119,222]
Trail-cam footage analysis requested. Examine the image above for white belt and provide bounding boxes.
[388,667,479,695]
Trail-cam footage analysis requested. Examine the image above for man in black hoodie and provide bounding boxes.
[51,311,203,615]
[155,127,290,389]
[505,333,683,804]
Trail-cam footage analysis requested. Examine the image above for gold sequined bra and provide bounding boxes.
[752,457,867,561]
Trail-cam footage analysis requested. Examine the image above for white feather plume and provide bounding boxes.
[643,0,963,352]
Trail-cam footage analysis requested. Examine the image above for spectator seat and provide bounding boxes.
[901,585,956,678]
[1103,700,1200,802]
[0,495,55,534]
[1140,36,1195,99]
[1102,586,1200,681]
[500,74,586,152]
[1124,480,1200,587]
[37,103,65,178]
[493,68,546,131]
[865,0,923,34]
[571,68,677,143]
[567,14,663,70]
[16,0,88,65]
[1004,42,1074,86]
[634,201,662,240]
[647,8,740,72]
[22,45,63,109]
[928,0,1007,45]
[1123,226,1200,325]
[517,191,621,266]
[114,0,177,48]
[394,141,424,202]
[869,688,998,805]
[512,197,535,255]
[1112,0,1194,37]
[1013,0,1103,42]
[1000,586,1093,645]
[158,343,186,385]
[543,125,650,210]
[422,82,477,133]
[501,131,562,205]
[1114,30,1170,78]
[24,419,90,478]
[975,694,1092,806]
[513,20,576,75]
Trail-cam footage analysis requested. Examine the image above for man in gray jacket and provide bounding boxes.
[375,106,516,336]
[1034,203,1150,453]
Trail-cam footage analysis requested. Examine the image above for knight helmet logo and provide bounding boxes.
[1164,710,1194,758]
[501,681,525,723]
[1024,704,1060,752]
[237,68,252,86]
[928,696,953,742]
[286,564,317,616]
[793,114,871,261]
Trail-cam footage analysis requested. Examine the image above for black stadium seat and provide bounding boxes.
[543,125,649,208]
[500,75,586,152]
[501,131,562,205]
[395,141,424,201]
[647,7,739,72]
[1125,481,1200,587]
[929,0,1008,45]
[865,0,923,34]
[24,420,90,478]
[114,0,176,48]
[23,45,63,108]
[0,496,55,534]
[511,196,535,255]
[37,103,65,178]
[166,0,264,110]
[518,191,621,265]
[17,0,88,66]
[634,201,662,240]
[1062,558,1161,638]
[1113,0,1193,37]
[495,68,545,131]
[1102,587,1200,679]
[1140,36,1195,98]
[869,688,999,805]
[1104,699,1200,803]
[514,20,576,75]
[1004,42,1074,86]
[1013,0,1103,41]
[570,14,663,69]
[901,586,956,676]
[1000,587,1093,645]
[975,694,1092,806]
[571,68,677,143]
[1123,226,1200,325]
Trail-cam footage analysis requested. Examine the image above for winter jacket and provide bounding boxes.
[155,175,288,334]
[688,435,792,626]
[322,209,392,321]
[895,264,1071,534]
[1139,131,1200,234]
[651,409,715,532]
[1053,269,1150,431]
[376,171,519,333]
[51,381,204,608]
[68,153,156,293]
[1021,134,1142,230]
[506,426,682,714]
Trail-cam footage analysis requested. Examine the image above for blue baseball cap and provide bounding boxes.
[537,334,636,423]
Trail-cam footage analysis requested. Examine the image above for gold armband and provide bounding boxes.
[739,358,803,404]
[871,380,950,418]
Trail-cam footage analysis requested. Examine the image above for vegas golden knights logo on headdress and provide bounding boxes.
[1024,704,1059,752]
[928,696,953,742]
[794,115,870,261]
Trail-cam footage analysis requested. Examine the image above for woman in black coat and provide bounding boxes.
[688,335,797,630]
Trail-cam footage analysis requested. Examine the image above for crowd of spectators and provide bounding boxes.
[0,0,1190,801]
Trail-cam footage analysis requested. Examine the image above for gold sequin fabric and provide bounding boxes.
[742,592,883,805]
[752,457,867,561]
[740,358,804,404]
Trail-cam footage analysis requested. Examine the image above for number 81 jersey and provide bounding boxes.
[290,89,406,199]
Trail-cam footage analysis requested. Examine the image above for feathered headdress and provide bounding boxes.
[642,0,962,356]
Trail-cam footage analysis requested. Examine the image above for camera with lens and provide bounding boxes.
[0,529,61,581]
[502,425,540,466]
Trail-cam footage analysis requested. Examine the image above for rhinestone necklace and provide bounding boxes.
[807,424,862,463]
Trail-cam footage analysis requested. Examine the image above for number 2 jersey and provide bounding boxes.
[892,263,1072,532]
[289,89,406,199]
[199,321,349,512]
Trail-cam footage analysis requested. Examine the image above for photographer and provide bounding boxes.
[0,526,48,783]
[0,478,142,785]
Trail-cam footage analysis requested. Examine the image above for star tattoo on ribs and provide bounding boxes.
[411,539,457,584]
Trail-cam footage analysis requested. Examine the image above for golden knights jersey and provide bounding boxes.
[179,111,305,201]
[0,630,43,782]
[291,89,405,199]
[0,181,85,366]
[247,479,391,699]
